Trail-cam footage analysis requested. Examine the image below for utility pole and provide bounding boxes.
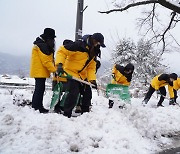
[75,0,88,40]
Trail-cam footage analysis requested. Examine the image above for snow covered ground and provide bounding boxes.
[0,85,180,154]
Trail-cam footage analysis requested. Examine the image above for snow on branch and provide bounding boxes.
[99,0,180,53]
[99,0,180,14]
[99,0,158,14]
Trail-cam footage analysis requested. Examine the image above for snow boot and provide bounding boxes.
[109,100,114,108]
[39,107,49,114]
[75,106,82,113]
[63,112,71,118]
[169,102,176,105]
[157,103,164,107]
[54,105,62,114]
[81,106,90,114]
[142,98,149,104]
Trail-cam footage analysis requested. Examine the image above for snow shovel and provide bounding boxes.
[50,73,64,109]
[106,83,131,103]
[50,71,97,109]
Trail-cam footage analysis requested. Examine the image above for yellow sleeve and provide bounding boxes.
[38,50,56,73]
[55,46,69,66]
[168,85,174,98]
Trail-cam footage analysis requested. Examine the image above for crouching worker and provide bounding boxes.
[54,33,106,118]
[108,63,134,108]
[143,73,178,107]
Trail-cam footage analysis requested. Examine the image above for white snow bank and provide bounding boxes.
[0,89,180,154]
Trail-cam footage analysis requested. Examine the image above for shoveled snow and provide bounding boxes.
[0,85,180,154]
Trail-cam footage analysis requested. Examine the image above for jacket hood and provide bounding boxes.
[33,37,54,55]
[33,37,45,45]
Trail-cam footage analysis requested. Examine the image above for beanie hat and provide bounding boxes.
[40,28,56,40]
[169,73,178,80]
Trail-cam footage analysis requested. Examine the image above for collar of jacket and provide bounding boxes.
[33,37,54,55]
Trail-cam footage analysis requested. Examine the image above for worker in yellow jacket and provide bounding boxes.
[143,73,177,107]
[55,33,106,118]
[30,28,56,113]
[109,63,134,108]
[172,78,180,105]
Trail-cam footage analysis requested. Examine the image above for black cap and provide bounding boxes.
[92,33,106,48]
[40,28,56,40]
[169,73,178,80]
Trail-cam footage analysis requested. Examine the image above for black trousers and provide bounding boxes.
[80,85,92,105]
[32,78,46,109]
[174,89,177,103]
[62,80,80,116]
[144,85,166,105]
[55,80,92,115]
[79,84,92,112]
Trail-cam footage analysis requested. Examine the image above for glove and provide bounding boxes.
[90,80,97,89]
[169,98,175,105]
[156,90,161,95]
[57,63,64,75]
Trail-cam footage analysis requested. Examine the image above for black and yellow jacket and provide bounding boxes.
[30,37,56,78]
[55,38,100,81]
[151,74,174,98]
[111,64,133,86]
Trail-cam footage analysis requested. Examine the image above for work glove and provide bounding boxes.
[169,98,175,105]
[156,90,161,95]
[57,63,64,75]
[90,80,97,89]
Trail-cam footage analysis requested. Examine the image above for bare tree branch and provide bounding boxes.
[100,0,180,53]
[169,32,180,47]
[99,0,158,14]
[158,0,180,14]
[159,11,176,53]
[99,0,180,14]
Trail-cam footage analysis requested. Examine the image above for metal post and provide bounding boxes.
[75,0,84,40]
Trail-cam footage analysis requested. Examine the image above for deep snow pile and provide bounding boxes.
[0,88,180,154]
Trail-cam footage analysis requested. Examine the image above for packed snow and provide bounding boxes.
[0,76,180,154]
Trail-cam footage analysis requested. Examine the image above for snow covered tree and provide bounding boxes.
[100,0,180,53]
[112,38,136,64]
[98,38,167,97]
[134,39,166,86]
[112,38,167,90]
